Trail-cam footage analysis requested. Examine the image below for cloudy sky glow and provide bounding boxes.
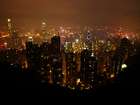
[0,0,140,29]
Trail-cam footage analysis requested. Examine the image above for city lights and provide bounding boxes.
[8,18,11,22]
[28,36,33,42]
[110,74,115,78]
[0,17,138,95]
[42,22,46,25]
[76,78,81,85]
[0,0,139,96]
[91,52,95,57]
[75,39,79,43]
[121,64,128,70]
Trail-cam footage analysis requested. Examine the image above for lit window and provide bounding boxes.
[121,64,127,69]
[110,74,115,78]
[8,18,11,22]
[75,39,79,43]
[76,78,81,85]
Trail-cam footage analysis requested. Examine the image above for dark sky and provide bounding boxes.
[0,0,140,30]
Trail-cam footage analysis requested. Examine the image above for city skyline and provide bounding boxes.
[0,0,140,96]
[0,0,140,30]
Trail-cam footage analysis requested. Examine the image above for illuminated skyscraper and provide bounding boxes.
[64,42,73,53]
[41,20,50,42]
[65,52,77,86]
[11,31,19,49]
[7,18,14,35]
[39,42,52,83]
[7,18,20,49]
[80,49,98,86]
[50,35,63,85]
[104,40,114,78]
[85,30,93,49]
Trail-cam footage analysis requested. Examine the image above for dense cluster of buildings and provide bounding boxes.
[0,18,138,90]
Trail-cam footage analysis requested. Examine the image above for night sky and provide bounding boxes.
[0,0,140,30]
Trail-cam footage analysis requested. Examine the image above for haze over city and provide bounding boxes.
[0,0,140,96]
[0,0,140,30]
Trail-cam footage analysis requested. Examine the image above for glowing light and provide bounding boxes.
[110,74,115,78]
[28,36,33,42]
[69,32,74,35]
[28,36,32,39]
[53,33,57,36]
[75,39,79,43]
[62,72,65,75]
[4,42,7,46]
[61,29,65,33]
[70,86,75,90]
[36,33,40,36]
[24,60,28,69]
[76,78,80,85]
[121,64,127,69]
[83,43,87,50]
[99,40,104,44]
[8,18,11,22]
[0,35,9,38]
[91,52,94,57]
[126,36,129,39]
[42,22,46,25]
[27,32,31,35]
[85,86,90,90]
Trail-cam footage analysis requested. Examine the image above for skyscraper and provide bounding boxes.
[7,18,13,35]
[7,18,19,49]
[51,35,61,55]
[41,20,50,42]
[80,49,98,87]
[39,42,52,83]
[65,52,77,86]
[11,31,19,49]
[112,38,131,75]
[26,40,40,71]
[50,35,63,85]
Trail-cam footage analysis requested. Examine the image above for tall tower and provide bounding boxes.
[80,49,98,87]
[41,20,49,42]
[7,18,17,48]
[7,18,14,35]
[51,35,61,55]
[7,18,19,49]
[50,35,63,85]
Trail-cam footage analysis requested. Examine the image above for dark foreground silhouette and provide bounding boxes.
[0,45,140,97]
